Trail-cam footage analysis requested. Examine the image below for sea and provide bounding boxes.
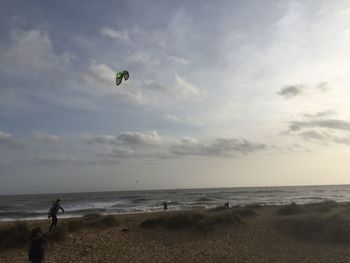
[1,185,350,222]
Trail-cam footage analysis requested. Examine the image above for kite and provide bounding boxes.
[116,70,129,86]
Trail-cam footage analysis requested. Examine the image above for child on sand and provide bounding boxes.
[28,227,45,263]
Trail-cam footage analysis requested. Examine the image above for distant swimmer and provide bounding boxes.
[163,201,168,211]
[48,199,65,231]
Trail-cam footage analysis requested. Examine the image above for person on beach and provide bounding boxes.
[48,199,64,231]
[163,201,168,211]
[28,227,45,263]
[224,201,230,208]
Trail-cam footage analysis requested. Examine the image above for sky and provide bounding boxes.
[1,0,350,195]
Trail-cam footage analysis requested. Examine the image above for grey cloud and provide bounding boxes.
[316,82,331,92]
[82,132,266,159]
[291,129,350,146]
[302,110,335,119]
[81,131,161,146]
[286,115,350,146]
[290,119,350,132]
[81,133,118,144]
[170,137,266,157]
[34,132,60,143]
[298,131,329,141]
[28,156,120,166]
[277,85,305,99]
[117,131,161,146]
[0,131,24,149]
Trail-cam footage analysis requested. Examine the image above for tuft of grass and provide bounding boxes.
[0,222,30,249]
[47,224,68,242]
[88,215,120,228]
[164,213,204,230]
[66,219,84,232]
[140,209,250,232]
[245,203,262,209]
[324,215,350,243]
[308,200,338,213]
[209,206,230,212]
[140,217,165,228]
[236,208,256,217]
[277,212,350,243]
[66,214,120,231]
[81,213,102,220]
[277,202,301,215]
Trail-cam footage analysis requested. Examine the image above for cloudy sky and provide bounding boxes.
[1,0,350,194]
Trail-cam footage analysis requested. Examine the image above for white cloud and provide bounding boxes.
[174,74,202,100]
[101,26,129,43]
[61,51,77,64]
[34,132,60,143]
[5,29,57,70]
[3,29,73,72]
[129,50,160,66]
[0,131,24,148]
[164,114,180,123]
[168,56,191,65]
[84,61,115,86]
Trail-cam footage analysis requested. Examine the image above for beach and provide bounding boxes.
[2,202,350,263]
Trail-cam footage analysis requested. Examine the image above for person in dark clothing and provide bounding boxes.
[28,227,45,263]
[163,201,168,211]
[48,199,64,231]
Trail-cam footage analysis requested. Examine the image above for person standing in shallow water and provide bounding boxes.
[163,201,168,211]
[48,199,64,231]
[28,227,45,263]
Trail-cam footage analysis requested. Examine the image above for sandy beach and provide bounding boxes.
[2,203,350,263]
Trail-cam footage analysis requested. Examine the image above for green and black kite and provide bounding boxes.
[116,70,129,86]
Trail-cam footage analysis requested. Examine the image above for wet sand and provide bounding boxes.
[1,206,350,263]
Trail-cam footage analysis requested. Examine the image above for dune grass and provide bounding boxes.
[277,202,301,215]
[277,214,350,243]
[140,206,256,231]
[276,201,350,243]
[0,222,30,249]
[0,214,119,250]
[277,201,338,216]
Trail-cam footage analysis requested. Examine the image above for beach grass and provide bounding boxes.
[276,201,350,243]
[3,202,350,262]
[0,214,119,250]
[140,206,256,231]
[0,221,30,249]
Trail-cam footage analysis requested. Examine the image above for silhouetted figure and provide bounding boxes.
[28,227,45,263]
[163,201,168,211]
[224,201,230,208]
[48,199,64,231]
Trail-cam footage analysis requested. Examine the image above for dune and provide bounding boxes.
[2,202,350,262]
